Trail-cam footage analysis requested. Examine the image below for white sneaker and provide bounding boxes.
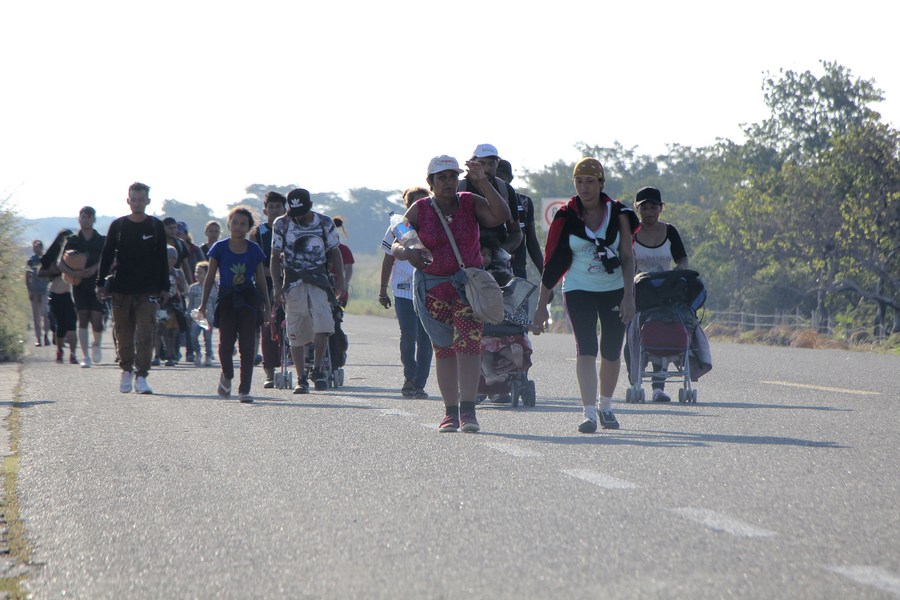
[80,355,91,368]
[120,371,133,393]
[134,376,153,394]
[204,356,213,367]
[91,344,102,364]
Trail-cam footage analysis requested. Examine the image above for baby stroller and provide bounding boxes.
[476,277,538,408]
[302,302,348,389]
[626,270,706,404]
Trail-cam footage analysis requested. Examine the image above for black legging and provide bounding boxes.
[217,295,258,395]
[563,288,626,360]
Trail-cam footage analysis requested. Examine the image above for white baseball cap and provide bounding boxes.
[472,143,499,158]
[427,155,464,176]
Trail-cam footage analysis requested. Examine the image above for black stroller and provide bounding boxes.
[476,277,538,408]
[626,270,706,404]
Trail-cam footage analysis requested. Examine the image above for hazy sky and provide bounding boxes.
[2,0,898,222]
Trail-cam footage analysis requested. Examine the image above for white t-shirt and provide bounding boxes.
[381,226,415,300]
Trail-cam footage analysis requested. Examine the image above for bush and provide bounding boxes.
[789,329,821,349]
[761,327,793,346]
[704,323,738,338]
[0,202,27,361]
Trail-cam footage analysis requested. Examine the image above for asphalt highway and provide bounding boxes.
[15,314,900,598]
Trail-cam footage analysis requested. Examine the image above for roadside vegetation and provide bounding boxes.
[1,199,28,362]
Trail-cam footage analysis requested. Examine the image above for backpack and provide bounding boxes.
[634,269,706,312]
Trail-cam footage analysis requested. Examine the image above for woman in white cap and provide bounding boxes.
[532,158,638,433]
[391,155,511,433]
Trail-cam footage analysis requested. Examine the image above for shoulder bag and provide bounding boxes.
[431,199,505,325]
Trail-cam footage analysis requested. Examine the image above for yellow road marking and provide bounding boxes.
[761,381,880,396]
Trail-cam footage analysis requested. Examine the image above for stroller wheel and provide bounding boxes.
[337,368,345,387]
[510,379,520,408]
[523,380,536,407]
[690,388,698,403]
[625,388,636,404]
[638,388,646,403]
[678,388,687,403]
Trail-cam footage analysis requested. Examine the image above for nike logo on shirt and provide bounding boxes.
[142,234,153,240]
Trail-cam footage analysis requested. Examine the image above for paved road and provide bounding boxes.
[13,314,900,598]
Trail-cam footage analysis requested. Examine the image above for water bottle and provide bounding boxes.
[389,212,433,265]
[190,308,210,331]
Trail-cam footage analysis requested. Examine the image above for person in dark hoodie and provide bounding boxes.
[531,158,639,434]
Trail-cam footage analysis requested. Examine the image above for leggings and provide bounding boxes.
[563,288,626,360]
[217,295,258,395]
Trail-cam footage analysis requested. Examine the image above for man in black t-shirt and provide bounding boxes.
[458,143,522,255]
[496,159,544,279]
[96,182,170,395]
[58,206,106,367]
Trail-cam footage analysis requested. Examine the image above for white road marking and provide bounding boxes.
[482,441,542,457]
[377,409,417,418]
[761,381,880,396]
[669,508,776,537]
[827,565,900,596]
[562,469,637,489]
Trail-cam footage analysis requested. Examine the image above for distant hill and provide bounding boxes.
[18,186,409,256]
[20,216,117,248]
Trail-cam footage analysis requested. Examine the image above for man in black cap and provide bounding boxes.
[270,188,345,393]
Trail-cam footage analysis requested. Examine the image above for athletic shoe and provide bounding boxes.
[578,418,598,434]
[56,350,63,364]
[438,414,460,432]
[413,389,429,399]
[204,356,213,367]
[80,355,91,368]
[34,340,41,347]
[164,359,175,367]
[652,389,671,403]
[459,410,480,433]
[69,353,79,365]
[91,344,102,364]
[401,379,415,398]
[217,374,232,399]
[120,371,134,393]
[263,368,275,389]
[293,379,309,394]
[312,369,327,391]
[239,393,254,404]
[151,357,161,367]
[599,410,620,430]
[134,376,153,394]
[194,355,202,367]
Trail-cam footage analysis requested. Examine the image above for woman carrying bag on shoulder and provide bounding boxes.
[391,155,511,433]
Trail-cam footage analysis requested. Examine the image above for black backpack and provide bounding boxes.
[635,269,706,312]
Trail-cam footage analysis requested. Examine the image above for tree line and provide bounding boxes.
[517,61,898,339]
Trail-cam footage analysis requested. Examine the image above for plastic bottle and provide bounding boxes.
[190,308,210,331]
[389,212,433,265]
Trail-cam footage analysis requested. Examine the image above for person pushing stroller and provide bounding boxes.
[270,188,346,394]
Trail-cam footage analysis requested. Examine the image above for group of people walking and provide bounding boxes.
[27,146,689,434]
